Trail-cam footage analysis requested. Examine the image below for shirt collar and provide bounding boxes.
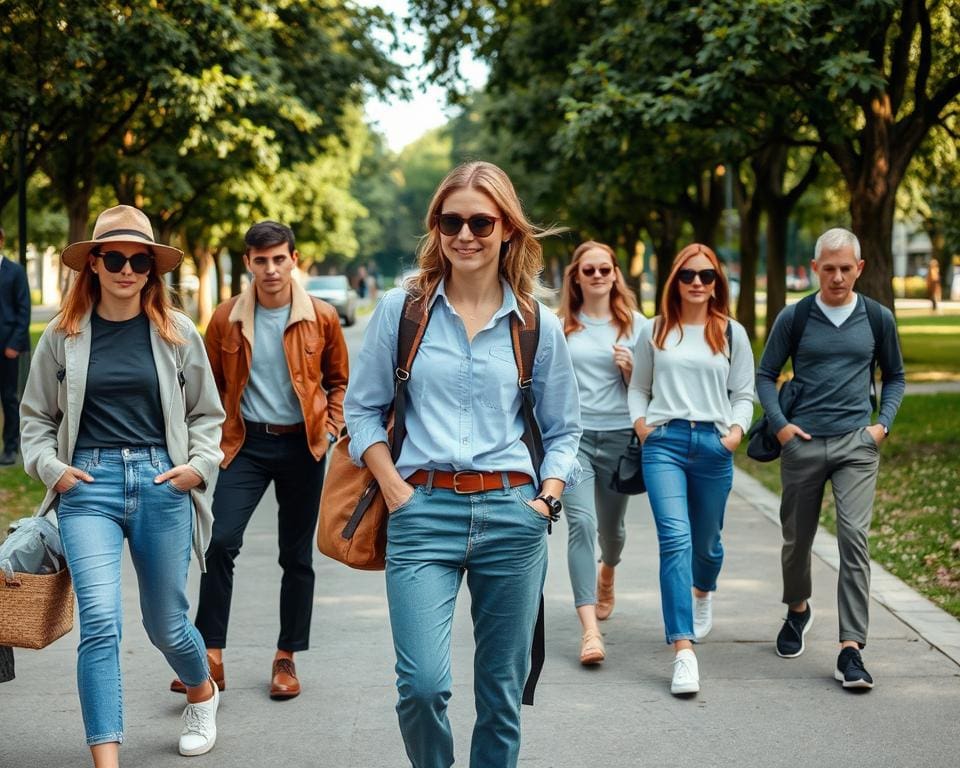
[431,277,526,325]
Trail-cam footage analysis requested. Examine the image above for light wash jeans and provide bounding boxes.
[385,478,548,768]
[560,428,634,606]
[642,421,733,644]
[57,447,208,746]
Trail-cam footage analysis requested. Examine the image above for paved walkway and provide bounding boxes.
[3,467,958,767]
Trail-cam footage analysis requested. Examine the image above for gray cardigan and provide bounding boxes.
[19,309,225,570]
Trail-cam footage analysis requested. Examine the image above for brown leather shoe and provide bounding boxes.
[596,564,615,621]
[270,657,301,700]
[171,655,225,694]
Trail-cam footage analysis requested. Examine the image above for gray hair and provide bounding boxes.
[814,227,861,261]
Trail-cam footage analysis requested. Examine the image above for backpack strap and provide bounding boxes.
[788,293,816,371]
[862,295,885,413]
[510,301,544,485]
[391,293,433,461]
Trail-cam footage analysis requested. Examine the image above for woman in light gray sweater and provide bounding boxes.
[20,205,224,766]
[628,243,754,696]
[558,241,648,665]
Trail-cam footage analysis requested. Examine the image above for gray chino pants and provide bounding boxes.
[779,427,880,646]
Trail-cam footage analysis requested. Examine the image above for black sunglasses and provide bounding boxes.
[581,265,613,277]
[436,213,500,238]
[677,268,717,286]
[94,249,154,275]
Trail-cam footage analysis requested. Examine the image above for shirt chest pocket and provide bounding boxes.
[480,346,521,412]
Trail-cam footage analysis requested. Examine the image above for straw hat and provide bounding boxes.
[60,205,183,274]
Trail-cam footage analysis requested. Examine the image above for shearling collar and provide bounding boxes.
[227,277,314,350]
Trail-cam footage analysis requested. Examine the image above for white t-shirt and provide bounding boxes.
[815,293,858,327]
[565,310,648,431]
[627,319,755,435]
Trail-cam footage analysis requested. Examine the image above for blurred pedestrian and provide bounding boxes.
[171,221,349,701]
[0,226,31,465]
[20,205,225,764]
[557,240,648,665]
[628,244,754,696]
[344,161,581,767]
[925,257,941,311]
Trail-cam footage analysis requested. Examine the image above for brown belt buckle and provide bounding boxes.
[452,470,484,494]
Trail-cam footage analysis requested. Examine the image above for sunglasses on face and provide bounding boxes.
[94,249,154,275]
[436,213,500,238]
[580,265,613,277]
[677,268,717,286]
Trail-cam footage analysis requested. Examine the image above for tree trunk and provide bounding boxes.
[766,202,789,338]
[735,178,762,340]
[850,191,897,310]
[231,249,245,297]
[648,208,681,311]
[212,247,226,305]
[194,246,214,327]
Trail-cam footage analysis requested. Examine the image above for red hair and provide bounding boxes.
[654,243,730,355]
[558,241,639,340]
[56,254,185,344]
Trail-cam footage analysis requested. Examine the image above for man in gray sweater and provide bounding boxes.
[757,227,905,690]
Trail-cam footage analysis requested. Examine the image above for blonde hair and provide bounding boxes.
[408,161,563,311]
[558,241,639,339]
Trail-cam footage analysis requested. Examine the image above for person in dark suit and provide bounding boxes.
[0,227,31,465]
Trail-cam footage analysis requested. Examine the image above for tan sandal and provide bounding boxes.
[596,564,615,621]
[580,629,606,666]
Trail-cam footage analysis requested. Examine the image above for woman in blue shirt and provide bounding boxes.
[344,161,581,768]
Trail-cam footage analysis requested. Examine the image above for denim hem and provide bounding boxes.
[86,732,124,746]
[278,642,309,653]
[598,557,622,568]
[573,598,596,609]
[665,633,696,644]
[693,583,717,593]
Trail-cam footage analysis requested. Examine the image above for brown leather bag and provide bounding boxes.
[316,294,432,570]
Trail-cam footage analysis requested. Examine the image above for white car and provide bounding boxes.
[304,275,358,326]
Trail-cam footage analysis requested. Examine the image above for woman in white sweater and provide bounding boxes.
[628,243,754,696]
[558,241,647,665]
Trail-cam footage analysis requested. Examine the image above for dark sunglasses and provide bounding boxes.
[677,268,717,286]
[580,265,613,277]
[436,213,500,238]
[94,249,154,275]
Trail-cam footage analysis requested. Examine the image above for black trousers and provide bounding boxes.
[195,430,326,651]
[0,356,19,453]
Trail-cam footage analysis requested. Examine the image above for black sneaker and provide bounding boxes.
[834,647,874,689]
[0,451,16,466]
[775,603,813,658]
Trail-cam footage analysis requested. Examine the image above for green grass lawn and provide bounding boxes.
[0,464,46,532]
[736,393,960,618]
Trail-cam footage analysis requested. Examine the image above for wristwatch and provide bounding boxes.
[882,424,889,436]
[534,494,562,522]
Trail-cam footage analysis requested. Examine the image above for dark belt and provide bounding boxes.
[406,469,533,494]
[243,420,305,436]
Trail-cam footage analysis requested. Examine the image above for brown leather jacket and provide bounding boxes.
[204,279,349,468]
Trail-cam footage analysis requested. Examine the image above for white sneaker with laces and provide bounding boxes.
[693,593,713,642]
[179,679,219,756]
[671,649,700,695]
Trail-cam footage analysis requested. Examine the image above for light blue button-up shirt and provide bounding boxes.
[344,281,582,487]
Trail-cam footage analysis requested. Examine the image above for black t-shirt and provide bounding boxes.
[75,312,166,449]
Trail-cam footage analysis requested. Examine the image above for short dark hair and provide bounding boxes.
[244,221,295,255]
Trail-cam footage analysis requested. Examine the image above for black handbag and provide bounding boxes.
[610,433,646,495]
[747,379,803,462]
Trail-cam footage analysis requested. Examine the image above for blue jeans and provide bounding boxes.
[385,479,548,768]
[57,447,208,746]
[642,421,733,644]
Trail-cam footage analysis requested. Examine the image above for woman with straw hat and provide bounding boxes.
[20,205,225,765]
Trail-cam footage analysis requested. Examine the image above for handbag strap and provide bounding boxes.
[390,293,434,461]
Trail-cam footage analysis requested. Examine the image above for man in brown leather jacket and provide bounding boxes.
[171,221,348,700]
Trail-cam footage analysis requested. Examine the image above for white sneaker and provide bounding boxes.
[179,679,219,756]
[671,649,700,695]
[693,593,714,642]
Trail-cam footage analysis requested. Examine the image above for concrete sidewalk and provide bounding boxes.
[2,470,958,768]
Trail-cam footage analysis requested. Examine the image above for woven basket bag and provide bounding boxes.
[0,568,75,649]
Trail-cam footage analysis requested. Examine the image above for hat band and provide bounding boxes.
[97,228,155,243]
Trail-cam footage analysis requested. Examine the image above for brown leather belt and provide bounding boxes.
[407,469,533,494]
[244,420,305,436]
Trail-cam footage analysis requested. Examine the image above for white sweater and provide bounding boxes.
[627,320,755,436]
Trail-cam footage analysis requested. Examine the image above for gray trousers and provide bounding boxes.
[779,427,880,646]
[560,428,634,607]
